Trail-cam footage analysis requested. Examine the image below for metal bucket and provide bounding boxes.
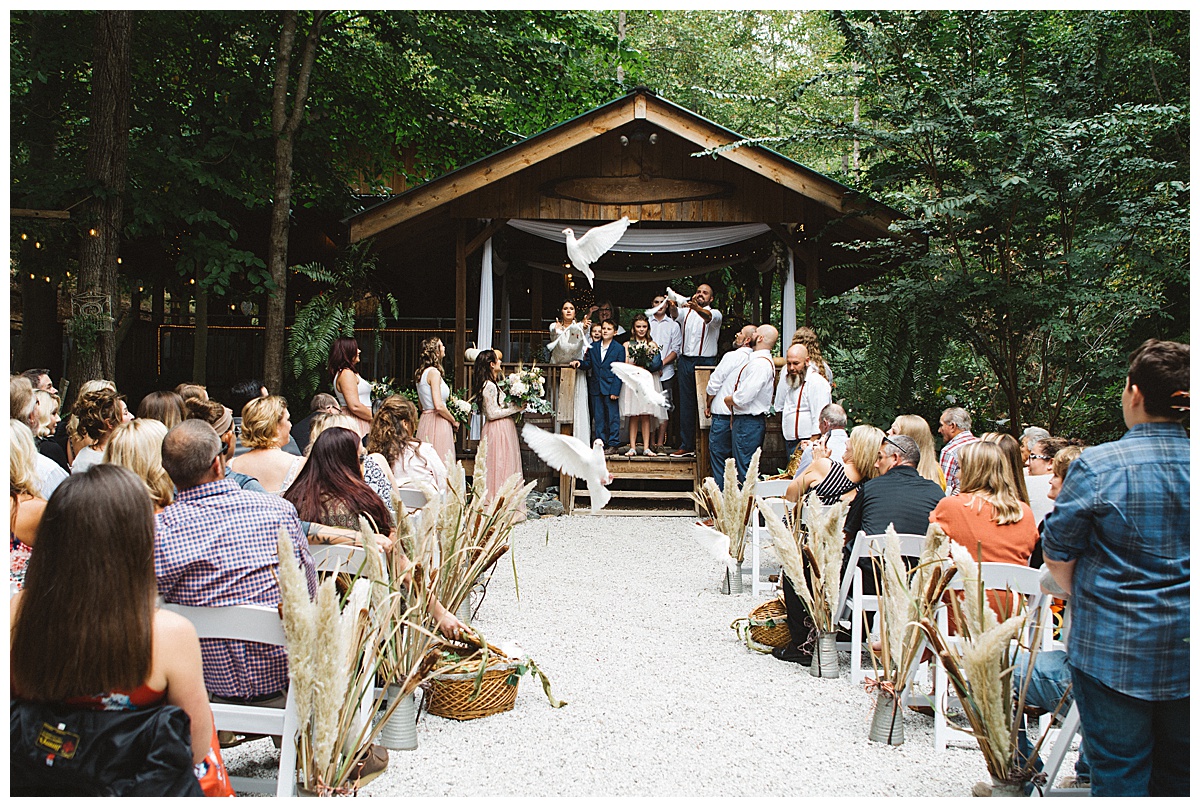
[868,691,905,745]
[808,631,839,679]
[377,685,418,751]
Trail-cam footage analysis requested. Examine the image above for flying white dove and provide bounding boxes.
[548,321,586,364]
[692,522,735,569]
[562,216,635,288]
[664,286,691,306]
[521,423,614,512]
[644,300,667,318]
[609,361,669,410]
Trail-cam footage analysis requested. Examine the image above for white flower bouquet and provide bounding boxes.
[498,364,553,415]
[447,390,474,425]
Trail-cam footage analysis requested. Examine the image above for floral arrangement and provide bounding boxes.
[498,364,553,415]
[370,376,404,401]
[447,389,474,425]
[626,340,660,370]
[758,491,847,633]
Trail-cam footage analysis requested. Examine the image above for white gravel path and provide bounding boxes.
[223,514,1032,797]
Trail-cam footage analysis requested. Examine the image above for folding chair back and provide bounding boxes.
[747,493,793,597]
[162,603,299,797]
[308,543,372,577]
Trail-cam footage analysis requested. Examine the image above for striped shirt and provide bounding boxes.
[939,430,978,495]
[155,478,316,699]
[1041,423,1189,700]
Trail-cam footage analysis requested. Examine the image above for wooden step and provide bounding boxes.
[575,489,693,500]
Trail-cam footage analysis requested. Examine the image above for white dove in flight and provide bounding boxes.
[521,423,614,512]
[664,286,691,306]
[562,216,635,288]
[610,361,668,410]
[692,522,734,569]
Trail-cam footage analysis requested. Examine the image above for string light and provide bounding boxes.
[34,242,41,249]
[116,257,122,264]
[88,228,98,237]
[20,233,27,240]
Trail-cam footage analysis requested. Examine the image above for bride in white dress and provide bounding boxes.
[548,300,591,444]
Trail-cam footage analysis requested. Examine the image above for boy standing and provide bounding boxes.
[573,320,626,454]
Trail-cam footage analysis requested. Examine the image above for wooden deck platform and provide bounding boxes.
[569,453,698,517]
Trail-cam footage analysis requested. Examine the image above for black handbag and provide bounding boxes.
[10,698,204,796]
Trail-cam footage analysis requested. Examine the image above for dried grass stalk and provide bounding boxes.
[692,449,761,564]
[758,491,845,632]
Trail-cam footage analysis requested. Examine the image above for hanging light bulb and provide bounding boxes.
[88,228,98,237]
[20,233,27,240]
[34,242,41,249]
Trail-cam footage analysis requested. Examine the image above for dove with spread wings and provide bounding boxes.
[562,217,636,288]
[609,361,669,410]
[521,423,614,513]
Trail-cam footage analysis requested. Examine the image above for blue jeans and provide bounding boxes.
[1012,650,1089,781]
[784,438,800,464]
[709,414,733,487]
[676,355,714,451]
[731,414,766,485]
[1070,663,1189,796]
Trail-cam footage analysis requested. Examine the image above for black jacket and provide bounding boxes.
[843,464,945,540]
[11,699,203,796]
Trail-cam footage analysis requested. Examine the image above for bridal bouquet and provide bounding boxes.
[447,389,474,425]
[626,341,660,370]
[499,364,553,414]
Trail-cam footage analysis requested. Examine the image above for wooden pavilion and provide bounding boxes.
[342,87,911,512]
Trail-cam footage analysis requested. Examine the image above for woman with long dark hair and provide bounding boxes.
[10,465,222,785]
[413,337,457,465]
[329,336,372,438]
[471,350,524,517]
[285,426,394,534]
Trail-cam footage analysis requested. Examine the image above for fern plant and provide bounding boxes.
[286,239,400,402]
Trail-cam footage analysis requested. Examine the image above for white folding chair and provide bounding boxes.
[932,561,1050,752]
[163,603,299,797]
[393,486,428,511]
[307,543,372,577]
[747,479,792,598]
[836,530,928,683]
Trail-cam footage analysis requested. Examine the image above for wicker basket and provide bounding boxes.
[424,657,522,721]
[731,597,790,653]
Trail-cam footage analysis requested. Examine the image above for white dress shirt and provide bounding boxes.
[1025,472,1055,525]
[648,314,682,382]
[773,364,833,441]
[730,350,777,415]
[706,346,751,417]
[675,305,723,357]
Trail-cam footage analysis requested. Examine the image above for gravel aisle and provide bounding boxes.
[226,514,998,796]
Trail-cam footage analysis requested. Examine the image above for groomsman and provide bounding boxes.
[705,325,757,487]
[670,284,722,457]
[774,343,832,462]
[723,325,779,484]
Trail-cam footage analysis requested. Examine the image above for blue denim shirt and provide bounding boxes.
[1041,422,1189,700]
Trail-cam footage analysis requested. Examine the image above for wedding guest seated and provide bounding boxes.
[10,465,224,794]
[70,386,128,474]
[137,390,187,430]
[62,379,119,467]
[292,393,340,455]
[980,431,1031,505]
[103,419,174,512]
[785,423,882,506]
[10,419,48,592]
[227,378,301,457]
[285,427,395,536]
[1025,435,1069,527]
[183,396,264,492]
[32,389,69,472]
[174,382,208,403]
[930,440,1038,617]
[888,414,945,488]
[367,395,448,498]
[227,395,306,495]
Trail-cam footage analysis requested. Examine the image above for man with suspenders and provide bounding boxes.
[670,284,723,457]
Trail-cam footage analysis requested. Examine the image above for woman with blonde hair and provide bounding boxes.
[786,424,884,506]
[414,336,458,465]
[32,389,69,473]
[227,395,305,495]
[368,395,447,495]
[70,386,128,474]
[137,390,187,430]
[103,419,174,511]
[889,414,946,489]
[931,440,1038,565]
[10,420,48,591]
[980,431,1030,503]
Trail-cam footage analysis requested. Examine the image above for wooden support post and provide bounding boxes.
[695,366,714,494]
[804,246,819,326]
[530,268,543,331]
[455,219,468,389]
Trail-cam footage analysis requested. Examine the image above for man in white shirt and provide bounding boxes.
[670,284,723,456]
[704,325,756,486]
[647,293,682,450]
[793,403,850,478]
[724,324,779,485]
[774,343,833,462]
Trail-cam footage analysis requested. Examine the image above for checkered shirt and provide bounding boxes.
[155,479,316,699]
[1041,423,1190,700]
[938,430,978,495]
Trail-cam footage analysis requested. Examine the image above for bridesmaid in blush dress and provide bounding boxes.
[329,336,373,439]
[414,337,458,466]
[471,350,525,519]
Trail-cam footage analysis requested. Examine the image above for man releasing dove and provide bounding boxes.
[563,216,636,288]
[521,423,614,512]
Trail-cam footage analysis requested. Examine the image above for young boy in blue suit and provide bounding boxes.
[572,319,625,454]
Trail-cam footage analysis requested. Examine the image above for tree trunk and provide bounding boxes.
[192,286,208,383]
[68,11,132,398]
[262,11,327,393]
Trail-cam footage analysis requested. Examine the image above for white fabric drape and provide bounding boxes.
[526,250,776,284]
[507,219,771,252]
[783,250,797,348]
[476,236,494,350]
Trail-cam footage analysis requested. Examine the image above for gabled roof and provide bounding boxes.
[344,87,905,243]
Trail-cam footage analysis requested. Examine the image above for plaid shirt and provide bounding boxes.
[938,430,978,495]
[1041,423,1190,700]
[155,479,316,699]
